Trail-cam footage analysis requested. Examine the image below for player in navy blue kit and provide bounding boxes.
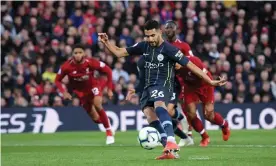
[126,56,191,148]
[98,20,226,160]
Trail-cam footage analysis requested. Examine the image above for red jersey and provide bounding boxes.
[170,39,194,88]
[177,56,212,88]
[55,58,112,93]
[171,39,194,57]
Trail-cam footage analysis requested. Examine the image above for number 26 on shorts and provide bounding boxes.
[151,90,164,98]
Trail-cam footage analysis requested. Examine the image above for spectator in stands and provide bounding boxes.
[270,73,276,100]
[72,97,81,107]
[1,1,275,107]
[112,62,129,83]
[42,65,57,83]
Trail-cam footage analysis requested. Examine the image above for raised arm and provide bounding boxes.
[98,33,144,58]
[170,47,226,87]
[98,33,129,58]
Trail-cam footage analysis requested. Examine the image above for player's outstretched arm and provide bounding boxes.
[98,33,129,58]
[186,61,227,86]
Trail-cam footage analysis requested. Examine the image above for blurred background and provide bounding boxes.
[1,1,276,108]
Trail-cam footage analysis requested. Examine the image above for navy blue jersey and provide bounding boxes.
[126,41,189,91]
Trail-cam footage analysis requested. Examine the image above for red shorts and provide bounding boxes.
[73,84,103,105]
[96,77,108,90]
[184,84,214,105]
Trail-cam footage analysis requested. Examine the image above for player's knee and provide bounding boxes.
[93,97,103,111]
[188,111,197,119]
[91,116,99,122]
[93,101,103,111]
[187,104,197,119]
[154,101,166,109]
[204,104,214,120]
[167,104,175,117]
[143,107,158,123]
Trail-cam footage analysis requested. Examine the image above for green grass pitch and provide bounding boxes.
[2,130,276,166]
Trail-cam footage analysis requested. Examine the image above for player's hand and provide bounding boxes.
[126,89,136,101]
[175,63,182,70]
[98,33,109,43]
[107,89,113,99]
[62,92,72,100]
[210,76,227,86]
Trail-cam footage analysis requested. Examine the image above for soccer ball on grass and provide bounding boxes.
[138,127,161,150]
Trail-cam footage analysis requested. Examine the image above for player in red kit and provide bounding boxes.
[175,56,231,146]
[55,44,115,145]
[164,20,198,146]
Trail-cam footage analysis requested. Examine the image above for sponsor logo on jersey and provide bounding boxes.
[144,62,164,69]
[73,75,89,81]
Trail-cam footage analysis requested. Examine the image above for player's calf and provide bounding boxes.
[154,102,175,142]
[168,103,189,136]
[182,108,193,136]
[93,97,112,135]
[187,103,209,146]
[203,103,230,141]
[154,101,179,152]
[83,103,102,124]
[172,119,187,140]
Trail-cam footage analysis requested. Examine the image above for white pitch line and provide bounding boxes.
[2,144,276,148]
[188,156,210,160]
[209,145,276,148]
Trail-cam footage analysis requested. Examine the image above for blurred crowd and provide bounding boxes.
[1,1,276,107]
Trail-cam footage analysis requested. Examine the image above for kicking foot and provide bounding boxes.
[155,151,178,160]
[163,141,180,153]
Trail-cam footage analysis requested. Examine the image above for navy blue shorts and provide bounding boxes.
[140,86,173,110]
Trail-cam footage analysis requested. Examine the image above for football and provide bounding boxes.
[137,127,161,150]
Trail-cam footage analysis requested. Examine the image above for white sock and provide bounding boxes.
[167,136,176,143]
[200,129,205,135]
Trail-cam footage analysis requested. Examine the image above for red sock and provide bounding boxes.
[191,117,208,139]
[98,109,111,133]
[214,112,228,128]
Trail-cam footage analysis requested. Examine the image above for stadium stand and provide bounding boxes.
[1,1,276,107]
